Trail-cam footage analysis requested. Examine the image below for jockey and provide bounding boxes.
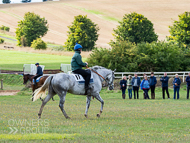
[71,43,91,92]
[33,63,43,85]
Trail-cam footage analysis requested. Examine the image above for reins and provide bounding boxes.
[86,66,106,81]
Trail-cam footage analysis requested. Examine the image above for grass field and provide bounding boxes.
[1,85,190,142]
[0,49,83,71]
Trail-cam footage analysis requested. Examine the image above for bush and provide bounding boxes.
[167,12,190,48]
[111,12,158,44]
[64,15,99,51]
[16,12,48,47]
[87,41,188,72]
[4,26,10,32]
[87,41,137,72]
[0,38,4,44]
[134,41,184,72]
[0,25,5,30]
[31,38,47,50]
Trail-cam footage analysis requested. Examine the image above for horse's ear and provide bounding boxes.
[113,69,116,72]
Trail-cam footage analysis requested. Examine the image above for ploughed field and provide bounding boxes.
[1,86,190,142]
[0,0,190,48]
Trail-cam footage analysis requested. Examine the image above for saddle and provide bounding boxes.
[72,70,94,84]
[32,76,43,83]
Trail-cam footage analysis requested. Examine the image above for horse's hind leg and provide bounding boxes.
[94,94,104,118]
[84,96,91,118]
[58,92,70,119]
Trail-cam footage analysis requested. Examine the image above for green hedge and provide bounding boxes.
[31,38,47,50]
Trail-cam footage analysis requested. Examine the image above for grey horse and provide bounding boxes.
[33,66,116,119]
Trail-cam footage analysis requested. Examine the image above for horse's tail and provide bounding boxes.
[33,75,54,102]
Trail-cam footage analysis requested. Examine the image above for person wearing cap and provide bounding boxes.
[71,43,91,93]
[149,72,157,99]
[131,73,141,99]
[33,63,43,85]
[173,74,181,99]
[160,72,170,99]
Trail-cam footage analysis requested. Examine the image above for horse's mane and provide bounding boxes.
[91,66,107,71]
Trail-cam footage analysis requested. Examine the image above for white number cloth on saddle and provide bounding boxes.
[72,74,94,84]
[32,76,43,83]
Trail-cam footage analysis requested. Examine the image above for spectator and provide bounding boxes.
[185,72,190,99]
[127,75,132,99]
[132,73,141,99]
[143,73,146,99]
[173,74,181,99]
[140,75,150,99]
[120,76,127,99]
[149,72,157,99]
[160,72,170,99]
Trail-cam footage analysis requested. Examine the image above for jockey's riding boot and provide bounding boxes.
[85,86,92,95]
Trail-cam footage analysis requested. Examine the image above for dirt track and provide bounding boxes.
[0,0,189,48]
[0,90,19,96]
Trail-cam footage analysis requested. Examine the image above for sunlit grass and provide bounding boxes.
[1,86,190,142]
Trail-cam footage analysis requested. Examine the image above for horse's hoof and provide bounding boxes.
[97,114,100,118]
[38,116,41,119]
[66,116,70,119]
[84,114,88,118]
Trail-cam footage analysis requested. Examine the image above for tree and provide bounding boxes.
[167,12,190,48]
[111,12,158,44]
[16,12,48,47]
[64,15,99,51]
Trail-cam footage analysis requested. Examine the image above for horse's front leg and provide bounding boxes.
[94,94,104,118]
[84,96,91,118]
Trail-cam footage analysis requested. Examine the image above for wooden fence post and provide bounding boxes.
[1,79,3,90]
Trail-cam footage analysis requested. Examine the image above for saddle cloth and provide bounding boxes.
[72,72,94,84]
[32,76,43,83]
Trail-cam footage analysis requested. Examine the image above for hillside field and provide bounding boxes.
[0,0,190,48]
[0,50,80,71]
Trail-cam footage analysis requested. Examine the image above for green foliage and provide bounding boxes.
[64,15,99,51]
[167,12,190,48]
[16,12,48,47]
[0,38,4,44]
[87,41,137,71]
[135,41,184,72]
[0,25,10,32]
[112,12,158,44]
[88,41,188,72]
[31,38,47,50]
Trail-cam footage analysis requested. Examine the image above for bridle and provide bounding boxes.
[87,67,114,85]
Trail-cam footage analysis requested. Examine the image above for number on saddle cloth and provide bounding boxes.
[72,70,93,84]
[33,76,43,83]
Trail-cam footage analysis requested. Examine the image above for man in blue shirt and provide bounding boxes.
[185,72,190,99]
[160,72,170,99]
[33,63,43,85]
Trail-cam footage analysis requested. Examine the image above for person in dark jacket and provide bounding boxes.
[185,72,190,99]
[160,72,170,99]
[149,72,157,99]
[173,74,181,99]
[140,75,150,99]
[131,73,141,99]
[120,76,127,99]
[33,63,43,85]
[71,43,91,93]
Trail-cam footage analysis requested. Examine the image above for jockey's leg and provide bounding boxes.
[84,95,91,118]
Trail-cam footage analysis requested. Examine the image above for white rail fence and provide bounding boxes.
[114,71,190,82]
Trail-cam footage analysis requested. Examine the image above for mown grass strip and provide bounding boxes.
[0,133,76,140]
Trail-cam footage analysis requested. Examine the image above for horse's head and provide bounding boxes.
[23,74,29,84]
[106,69,116,90]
